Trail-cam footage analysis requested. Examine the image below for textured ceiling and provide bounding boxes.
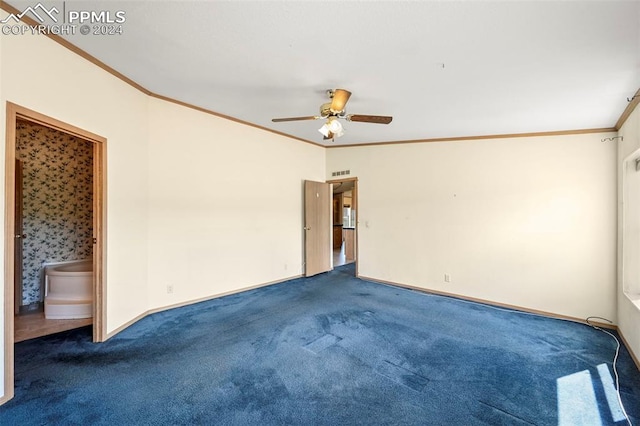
[4,1,640,146]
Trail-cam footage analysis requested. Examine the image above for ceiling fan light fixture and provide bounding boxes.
[318,122,331,137]
[319,118,344,138]
[328,118,343,134]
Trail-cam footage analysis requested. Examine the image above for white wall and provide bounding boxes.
[327,133,618,321]
[0,18,326,401]
[0,29,151,335]
[618,103,640,361]
[0,20,149,400]
[146,99,325,308]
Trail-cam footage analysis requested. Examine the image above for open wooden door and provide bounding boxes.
[14,160,24,314]
[304,180,332,276]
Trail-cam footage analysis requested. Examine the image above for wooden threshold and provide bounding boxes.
[14,313,92,343]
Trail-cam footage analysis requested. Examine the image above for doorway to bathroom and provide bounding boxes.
[4,102,107,351]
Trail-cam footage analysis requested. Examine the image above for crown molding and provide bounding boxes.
[616,88,640,130]
[326,127,617,149]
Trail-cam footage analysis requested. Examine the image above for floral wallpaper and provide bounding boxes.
[16,120,94,306]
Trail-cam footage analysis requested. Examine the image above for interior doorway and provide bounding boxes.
[328,177,358,273]
[13,118,95,341]
[4,102,107,402]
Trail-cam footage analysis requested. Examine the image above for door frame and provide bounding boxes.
[327,177,358,276]
[3,101,107,403]
[14,160,23,315]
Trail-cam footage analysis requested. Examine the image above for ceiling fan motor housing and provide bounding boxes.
[320,102,334,117]
[320,102,347,117]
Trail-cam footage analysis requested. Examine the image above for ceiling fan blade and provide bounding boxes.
[330,89,352,113]
[323,132,335,141]
[347,114,393,124]
[272,116,319,122]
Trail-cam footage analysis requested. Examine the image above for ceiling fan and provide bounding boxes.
[271,89,393,141]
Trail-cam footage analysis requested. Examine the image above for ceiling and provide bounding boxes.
[333,180,354,195]
[5,1,640,146]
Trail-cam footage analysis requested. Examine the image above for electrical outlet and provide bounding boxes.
[444,274,451,283]
[167,284,174,294]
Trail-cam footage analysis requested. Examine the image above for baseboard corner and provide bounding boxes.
[617,328,640,372]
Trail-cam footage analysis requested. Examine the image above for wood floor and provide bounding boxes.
[14,313,92,343]
[333,243,353,267]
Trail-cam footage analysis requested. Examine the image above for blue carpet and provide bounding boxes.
[2,264,639,425]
